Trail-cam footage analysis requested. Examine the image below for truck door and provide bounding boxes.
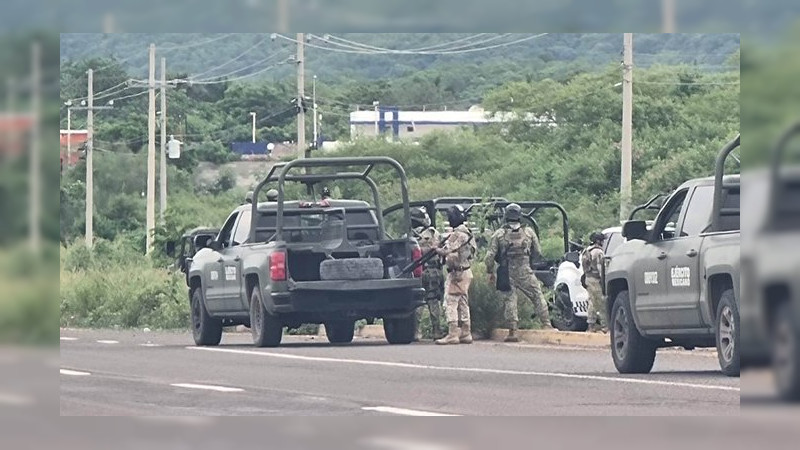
[220,210,251,312]
[660,185,714,329]
[632,188,688,330]
[205,212,239,313]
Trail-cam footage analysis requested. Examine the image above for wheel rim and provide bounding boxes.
[613,306,628,361]
[718,305,735,364]
[773,316,796,389]
[251,297,262,338]
[191,295,202,332]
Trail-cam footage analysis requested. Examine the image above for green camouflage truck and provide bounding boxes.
[180,157,425,348]
[605,135,741,376]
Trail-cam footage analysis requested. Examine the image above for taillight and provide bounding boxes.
[270,251,287,281]
[412,246,423,278]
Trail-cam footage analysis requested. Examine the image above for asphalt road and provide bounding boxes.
[60,328,739,416]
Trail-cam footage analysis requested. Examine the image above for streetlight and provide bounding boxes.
[249,111,257,143]
[373,100,380,136]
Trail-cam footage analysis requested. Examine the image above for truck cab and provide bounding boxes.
[605,135,741,376]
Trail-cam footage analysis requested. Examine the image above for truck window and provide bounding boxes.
[679,185,715,236]
[652,189,687,241]
[232,210,252,246]
[253,210,378,243]
[604,232,624,255]
[217,212,239,248]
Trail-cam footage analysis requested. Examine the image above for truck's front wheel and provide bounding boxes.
[250,287,283,348]
[611,291,656,374]
[771,301,799,400]
[716,290,740,377]
[190,288,222,346]
[384,315,417,345]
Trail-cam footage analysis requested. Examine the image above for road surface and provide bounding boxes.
[60,328,739,416]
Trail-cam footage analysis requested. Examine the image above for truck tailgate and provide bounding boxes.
[288,278,421,292]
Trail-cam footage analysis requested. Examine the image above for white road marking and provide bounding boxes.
[362,406,460,417]
[60,337,78,341]
[361,437,461,450]
[96,340,119,344]
[60,369,91,376]
[171,383,244,393]
[0,393,34,406]
[189,346,740,393]
[140,343,161,347]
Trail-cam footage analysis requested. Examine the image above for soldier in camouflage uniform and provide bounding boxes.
[411,207,444,340]
[485,203,554,343]
[581,231,607,333]
[436,205,477,345]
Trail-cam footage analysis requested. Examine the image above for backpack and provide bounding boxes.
[503,226,530,259]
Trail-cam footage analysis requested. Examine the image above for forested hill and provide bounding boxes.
[60,33,739,82]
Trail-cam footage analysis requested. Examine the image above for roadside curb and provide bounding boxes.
[357,324,385,339]
[490,328,610,347]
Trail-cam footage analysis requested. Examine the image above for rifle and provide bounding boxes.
[400,236,447,276]
[495,241,512,292]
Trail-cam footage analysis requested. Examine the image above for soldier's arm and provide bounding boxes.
[484,234,499,273]
[528,228,542,260]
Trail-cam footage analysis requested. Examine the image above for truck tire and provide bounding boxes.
[190,288,222,346]
[715,289,740,377]
[325,320,355,344]
[320,258,384,281]
[772,301,799,400]
[610,291,657,374]
[384,315,417,345]
[250,287,283,348]
[551,288,589,332]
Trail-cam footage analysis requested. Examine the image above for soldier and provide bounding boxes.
[435,205,477,345]
[265,189,279,202]
[411,207,444,340]
[485,203,554,343]
[581,231,607,333]
[319,186,332,206]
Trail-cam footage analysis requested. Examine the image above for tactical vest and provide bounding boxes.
[581,245,603,278]
[503,226,530,260]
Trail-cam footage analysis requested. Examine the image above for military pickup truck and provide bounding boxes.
[605,135,740,376]
[179,157,425,348]
[741,123,800,401]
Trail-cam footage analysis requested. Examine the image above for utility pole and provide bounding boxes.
[662,0,676,33]
[296,33,306,160]
[620,33,633,222]
[5,77,15,111]
[312,75,318,149]
[146,43,156,254]
[86,69,94,247]
[30,42,40,253]
[159,56,167,223]
[66,103,72,164]
[277,0,289,33]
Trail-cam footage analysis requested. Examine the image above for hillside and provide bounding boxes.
[60,33,740,82]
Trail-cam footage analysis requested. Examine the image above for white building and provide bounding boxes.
[349,105,550,141]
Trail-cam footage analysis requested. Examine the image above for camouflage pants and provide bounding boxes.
[444,268,472,323]
[502,266,550,326]
[585,277,607,327]
[417,267,443,326]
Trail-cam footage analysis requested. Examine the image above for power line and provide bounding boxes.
[190,35,270,79]
[316,33,512,54]
[188,49,292,83]
[157,34,236,51]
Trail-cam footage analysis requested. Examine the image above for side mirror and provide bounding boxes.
[622,220,648,241]
[165,241,176,257]
[564,251,580,265]
[208,240,223,251]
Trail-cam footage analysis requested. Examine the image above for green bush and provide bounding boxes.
[60,243,189,330]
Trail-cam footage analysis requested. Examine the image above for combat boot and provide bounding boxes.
[435,322,460,345]
[504,321,519,343]
[431,321,443,340]
[459,322,473,344]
